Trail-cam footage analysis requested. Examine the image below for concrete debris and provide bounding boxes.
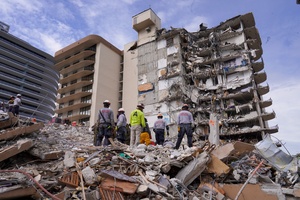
[0,12,299,200]
[0,123,299,200]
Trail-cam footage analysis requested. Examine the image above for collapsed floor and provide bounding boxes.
[0,120,300,200]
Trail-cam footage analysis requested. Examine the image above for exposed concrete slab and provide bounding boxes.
[0,139,33,162]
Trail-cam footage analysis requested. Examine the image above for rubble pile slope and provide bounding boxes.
[0,122,300,200]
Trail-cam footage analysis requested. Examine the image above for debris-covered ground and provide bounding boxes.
[0,119,300,200]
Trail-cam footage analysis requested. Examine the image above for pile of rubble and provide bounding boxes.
[1,121,300,200]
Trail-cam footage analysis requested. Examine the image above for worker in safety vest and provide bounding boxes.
[174,104,194,149]
[129,104,146,148]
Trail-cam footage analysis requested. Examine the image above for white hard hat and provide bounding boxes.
[118,108,125,112]
[103,100,110,104]
[17,94,21,97]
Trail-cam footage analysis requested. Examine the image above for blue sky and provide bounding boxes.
[1,0,299,154]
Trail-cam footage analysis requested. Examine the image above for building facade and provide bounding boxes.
[54,9,277,143]
[54,35,122,126]
[123,9,277,142]
[0,21,59,122]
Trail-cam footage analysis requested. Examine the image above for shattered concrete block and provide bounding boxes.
[63,151,75,168]
[82,166,97,185]
[175,151,210,186]
[212,141,254,160]
[137,184,149,197]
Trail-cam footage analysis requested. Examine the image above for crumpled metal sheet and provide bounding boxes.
[255,134,298,173]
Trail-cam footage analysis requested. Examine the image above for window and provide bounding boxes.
[71,79,77,84]
[70,90,75,95]
[82,74,93,81]
[80,106,90,115]
[81,95,91,103]
[58,113,63,118]
[82,84,92,92]
[67,110,73,117]
[69,100,74,106]
[59,103,64,109]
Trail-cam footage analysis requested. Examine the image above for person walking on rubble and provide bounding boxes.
[129,103,146,148]
[174,104,194,149]
[116,108,127,144]
[12,94,22,116]
[96,100,115,146]
[153,113,169,145]
[7,96,15,113]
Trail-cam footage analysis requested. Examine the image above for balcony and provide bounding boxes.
[58,80,92,94]
[55,50,95,71]
[59,69,94,85]
[57,91,92,104]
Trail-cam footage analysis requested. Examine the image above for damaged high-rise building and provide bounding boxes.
[54,9,277,143]
[124,9,278,142]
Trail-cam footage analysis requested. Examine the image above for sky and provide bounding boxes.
[1,0,299,154]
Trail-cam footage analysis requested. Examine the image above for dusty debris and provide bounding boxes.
[1,12,300,200]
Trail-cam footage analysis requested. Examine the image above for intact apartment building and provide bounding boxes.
[0,21,59,122]
[54,35,122,126]
[55,9,277,142]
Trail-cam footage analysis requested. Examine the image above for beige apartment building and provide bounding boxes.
[54,35,122,126]
[55,9,277,143]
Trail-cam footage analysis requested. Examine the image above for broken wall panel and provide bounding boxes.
[135,12,277,141]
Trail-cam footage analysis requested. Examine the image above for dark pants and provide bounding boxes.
[116,126,127,144]
[175,124,193,149]
[13,105,19,116]
[96,124,112,146]
[154,129,165,145]
[8,106,14,112]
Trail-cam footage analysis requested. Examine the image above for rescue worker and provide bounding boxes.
[129,103,146,148]
[116,108,127,144]
[7,96,15,113]
[153,113,169,145]
[13,94,22,116]
[97,100,114,146]
[140,118,152,146]
[174,104,194,149]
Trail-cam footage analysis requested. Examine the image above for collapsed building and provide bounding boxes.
[129,10,278,143]
[1,9,296,200]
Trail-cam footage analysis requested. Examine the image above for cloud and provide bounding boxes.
[265,79,300,147]
[183,16,210,32]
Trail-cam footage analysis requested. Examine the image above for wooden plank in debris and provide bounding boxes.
[41,150,65,160]
[100,177,139,194]
[0,122,43,141]
[221,184,277,200]
[0,139,33,162]
[0,186,40,199]
[206,155,230,176]
[99,187,124,200]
